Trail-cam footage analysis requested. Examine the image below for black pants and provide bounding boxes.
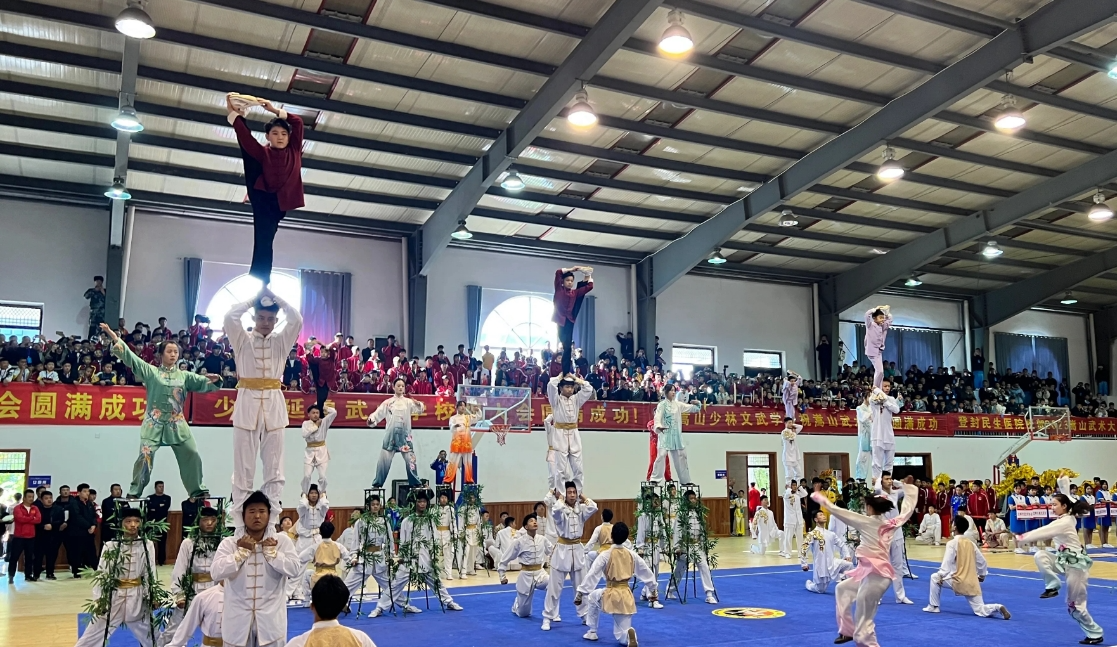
[241,147,285,284]
[154,531,168,565]
[316,385,329,410]
[559,319,575,376]
[65,534,94,574]
[7,536,33,579]
[34,534,59,578]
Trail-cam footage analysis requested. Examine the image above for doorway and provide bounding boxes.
[726,451,778,528]
[893,453,932,482]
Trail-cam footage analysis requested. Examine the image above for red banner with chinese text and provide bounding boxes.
[0,383,153,425]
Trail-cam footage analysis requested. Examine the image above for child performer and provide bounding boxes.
[164,583,223,647]
[732,490,747,537]
[299,521,349,608]
[781,417,804,482]
[295,485,330,556]
[161,507,222,647]
[1017,476,1104,644]
[854,393,873,481]
[552,266,593,376]
[585,509,616,572]
[301,405,337,495]
[1081,483,1098,549]
[1098,480,1113,548]
[287,576,376,647]
[1008,480,1028,554]
[781,372,800,420]
[983,512,1010,550]
[1024,485,1043,554]
[915,504,942,545]
[345,494,417,617]
[73,507,157,647]
[434,489,462,580]
[651,384,702,484]
[780,481,807,559]
[672,489,718,604]
[814,482,918,645]
[226,93,304,284]
[499,513,554,622]
[750,496,778,554]
[801,510,853,594]
[864,305,892,389]
[575,522,660,646]
[547,374,596,492]
[869,380,900,484]
[367,378,426,488]
[542,482,598,630]
[923,516,1010,619]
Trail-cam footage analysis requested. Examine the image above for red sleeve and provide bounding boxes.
[285,112,304,150]
[554,269,564,292]
[232,116,267,163]
[577,280,593,296]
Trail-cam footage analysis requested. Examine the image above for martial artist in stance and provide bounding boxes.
[445,400,489,486]
[1017,476,1104,645]
[367,378,426,488]
[552,266,594,376]
[73,508,157,647]
[397,490,463,611]
[750,495,779,555]
[345,494,417,617]
[780,480,807,559]
[298,521,349,608]
[547,374,595,492]
[781,417,804,482]
[164,583,223,647]
[500,513,553,623]
[869,381,900,485]
[543,481,598,630]
[161,507,221,647]
[225,291,303,526]
[878,472,916,604]
[211,491,302,647]
[301,404,337,495]
[576,523,659,646]
[295,485,330,556]
[915,504,942,545]
[813,482,918,646]
[585,508,615,572]
[781,371,800,420]
[671,489,717,604]
[801,510,853,594]
[923,516,1010,619]
[864,305,892,389]
[434,489,461,580]
[651,384,702,485]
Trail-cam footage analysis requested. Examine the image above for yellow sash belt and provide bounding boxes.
[554,422,578,430]
[306,441,326,448]
[117,578,141,588]
[202,636,223,647]
[237,378,282,390]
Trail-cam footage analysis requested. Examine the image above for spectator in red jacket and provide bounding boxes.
[967,479,991,537]
[9,488,42,582]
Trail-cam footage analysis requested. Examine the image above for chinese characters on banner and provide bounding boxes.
[2,384,1115,437]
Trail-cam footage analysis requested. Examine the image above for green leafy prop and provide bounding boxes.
[457,485,487,576]
[397,502,448,611]
[634,485,672,575]
[176,501,233,610]
[352,505,396,617]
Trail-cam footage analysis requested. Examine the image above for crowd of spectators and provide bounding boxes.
[2,315,1112,419]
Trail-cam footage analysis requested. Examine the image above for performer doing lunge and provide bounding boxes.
[813,481,917,646]
[226,93,304,284]
[801,510,853,594]
[225,291,303,527]
[923,516,1010,620]
[575,522,659,647]
[99,323,220,500]
[301,405,337,495]
[367,378,426,488]
[499,513,553,622]
[164,583,223,647]
[547,374,595,492]
[552,266,593,376]
[651,384,702,484]
[864,305,892,389]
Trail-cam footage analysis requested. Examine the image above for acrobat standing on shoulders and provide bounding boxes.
[782,371,800,420]
[546,373,595,492]
[301,404,337,495]
[552,266,593,376]
[651,383,702,485]
[781,416,804,483]
[367,378,426,488]
[870,379,900,485]
[864,305,892,389]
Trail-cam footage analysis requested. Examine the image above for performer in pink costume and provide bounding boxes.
[813,482,917,646]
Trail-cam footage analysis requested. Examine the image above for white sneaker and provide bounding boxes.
[403,605,422,614]
[627,627,639,647]
[1103,544,1115,549]
[1014,548,1026,554]
[705,593,717,604]
[909,573,919,580]
[922,605,940,613]
[934,541,941,546]
[1028,547,1038,554]
[582,630,599,641]
[542,619,551,631]
[553,617,562,623]
[368,608,382,618]
[649,600,664,609]
[447,602,463,611]
[897,597,914,605]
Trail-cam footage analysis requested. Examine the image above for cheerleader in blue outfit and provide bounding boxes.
[1099,479,1113,548]
[1082,483,1098,549]
[1008,480,1028,554]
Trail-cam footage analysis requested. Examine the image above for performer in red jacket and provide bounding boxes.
[9,489,42,582]
[552,267,593,376]
[226,93,304,284]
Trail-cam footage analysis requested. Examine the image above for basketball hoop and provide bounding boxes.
[490,424,510,446]
[1051,433,1071,444]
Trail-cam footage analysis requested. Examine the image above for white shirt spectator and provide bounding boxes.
[38,370,59,384]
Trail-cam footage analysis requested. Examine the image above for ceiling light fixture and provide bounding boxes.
[1109,60,1117,80]
[450,220,473,240]
[778,209,798,227]
[876,145,904,181]
[658,9,694,55]
[111,105,144,132]
[982,240,1003,258]
[870,248,888,255]
[500,170,525,192]
[1060,291,1078,305]
[104,179,131,200]
[993,94,1026,131]
[566,85,597,127]
[905,273,923,287]
[1088,189,1113,221]
[706,249,727,265]
[115,1,156,39]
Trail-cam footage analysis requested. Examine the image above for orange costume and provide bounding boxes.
[445,413,477,484]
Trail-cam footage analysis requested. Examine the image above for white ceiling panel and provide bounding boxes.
[0,12,122,59]
[597,50,696,92]
[152,0,309,54]
[1,57,118,94]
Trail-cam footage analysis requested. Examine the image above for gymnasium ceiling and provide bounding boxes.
[2,0,1117,312]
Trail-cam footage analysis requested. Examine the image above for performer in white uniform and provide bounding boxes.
[672,489,717,604]
[780,481,807,558]
[781,418,804,482]
[585,509,616,572]
[344,495,417,617]
[814,483,917,646]
[300,404,336,495]
[575,523,659,647]
[877,473,915,604]
[500,513,553,621]
[160,508,221,647]
[73,508,158,647]
[828,502,854,561]
[542,481,598,630]
[491,516,520,571]
[224,292,302,526]
[546,374,595,492]
[635,493,666,603]
[802,510,853,593]
[854,394,873,481]
[781,372,800,420]
[287,575,376,647]
[210,491,302,647]
[915,504,942,545]
[434,490,462,580]
[295,485,330,555]
[165,583,223,647]
[750,496,778,555]
[397,490,463,611]
[924,516,1010,619]
[869,382,900,484]
[1017,477,1105,645]
[367,378,426,488]
[651,384,702,484]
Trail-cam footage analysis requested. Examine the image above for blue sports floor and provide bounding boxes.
[81,560,1116,647]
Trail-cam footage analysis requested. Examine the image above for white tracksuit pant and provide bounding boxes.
[928,573,1002,616]
[780,522,803,557]
[1035,552,1104,640]
[585,588,634,644]
[75,606,153,647]
[672,551,714,595]
[871,445,895,484]
[651,446,691,485]
[231,419,285,527]
[544,567,587,620]
[345,562,410,612]
[301,447,328,494]
[436,530,457,579]
[511,568,549,617]
[550,450,584,493]
[835,573,891,647]
[889,537,909,601]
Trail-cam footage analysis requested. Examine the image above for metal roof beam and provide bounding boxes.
[641,0,1117,298]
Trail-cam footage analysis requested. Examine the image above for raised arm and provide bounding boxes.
[166,590,207,647]
[229,113,267,162]
[812,491,875,534]
[576,549,609,595]
[183,370,221,394]
[575,378,596,406]
[498,539,523,577]
[273,294,303,349]
[547,375,560,401]
[109,338,157,385]
[223,299,254,351]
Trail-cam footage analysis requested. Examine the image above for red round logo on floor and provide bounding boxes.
[712,607,786,619]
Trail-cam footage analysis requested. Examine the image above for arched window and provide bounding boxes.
[477,294,556,358]
[205,273,300,336]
